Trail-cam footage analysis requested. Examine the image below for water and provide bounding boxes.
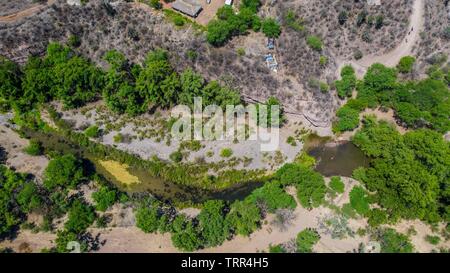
[22,129,262,203]
[305,134,370,177]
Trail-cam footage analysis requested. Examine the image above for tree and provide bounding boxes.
[52,56,103,108]
[261,18,281,38]
[92,186,117,212]
[198,200,229,247]
[207,20,231,46]
[17,183,42,213]
[397,56,416,73]
[171,214,202,252]
[296,229,320,253]
[43,154,85,190]
[275,163,326,208]
[226,200,261,236]
[84,125,100,138]
[178,68,204,106]
[335,65,356,98]
[246,180,296,212]
[64,199,96,234]
[136,51,178,108]
[240,0,261,13]
[0,57,22,109]
[135,202,161,233]
[334,105,360,132]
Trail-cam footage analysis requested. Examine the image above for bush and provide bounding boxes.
[367,209,388,227]
[64,199,96,234]
[275,164,326,208]
[306,36,323,51]
[169,151,183,163]
[24,140,43,156]
[92,186,118,212]
[329,176,345,194]
[397,56,416,73]
[246,181,296,212]
[261,18,281,38]
[84,125,100,138]
[296,229,320,253]
[335,65,356,98]
[425,235,441,245]
[220,148,233,158]
[334,106,360,132]
[375,228,414,253]
[135,202,161,234]
[349,186,370,216]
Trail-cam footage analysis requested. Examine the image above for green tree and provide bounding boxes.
[261,18,281,38]
[43,154,84,190]
[397,56,416,73]
[64,199,96,233]
[207,20,231,46]
[198,200,229,247]
[226,200,261,236]
[92,186,118,212]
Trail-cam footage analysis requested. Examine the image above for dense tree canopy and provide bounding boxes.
[352,118,449,222]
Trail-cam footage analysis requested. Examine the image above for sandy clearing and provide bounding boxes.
[0,122,49,180]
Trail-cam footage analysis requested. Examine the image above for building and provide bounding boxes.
[172,0,203,18]
[225,0,233,6]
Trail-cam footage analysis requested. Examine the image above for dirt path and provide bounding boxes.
[357,0,424,68]
[0,0,55,23]
[336,0,425,78]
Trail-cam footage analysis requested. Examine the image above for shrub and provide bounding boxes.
[220,148,233,158]
[92,186,118,212]
[329,176,345,194]
[269,244,286,253]
[397,56,416,73]
[375,228,414,253]
[64,199,96,234]
[43,154,84,190]
[306,36,322,51]
[349,186,370,216]
[296,229,320,253]
[84,125,100,138]
[334,106,360,132]
[367,209,388,227]
[246,181,296,212]
[169,151,183,163]
[261,18,281,38]
[425,235,441,245]
[24,140,43,156]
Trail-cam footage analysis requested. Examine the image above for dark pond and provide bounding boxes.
[23,129,263,204]
[305,134,370,177]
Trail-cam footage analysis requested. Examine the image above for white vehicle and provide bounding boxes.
[225,0,233,6]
